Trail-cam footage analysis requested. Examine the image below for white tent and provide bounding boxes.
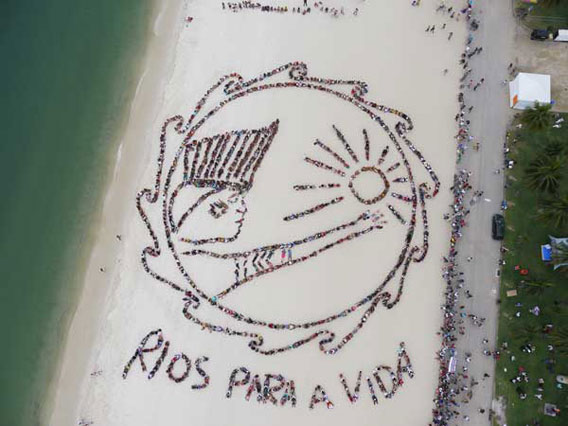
[509,72,551,110]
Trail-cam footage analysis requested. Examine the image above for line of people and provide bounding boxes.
[221,1,363,17]
[430,1,495,424]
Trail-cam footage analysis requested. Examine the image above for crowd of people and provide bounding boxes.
[428,1,501,424]
[166,353,193,383]
[221,1,364,17]
[122,328,170,380]
[226,369,297,406]
[79,0,528,423]
[121,329,212,389]
[309,341,416,409]
[137,59,441,358]
[139,0,498,420]
[310,385,336,409]
[432,169,475,424]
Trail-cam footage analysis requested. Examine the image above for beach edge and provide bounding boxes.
[43,2,185,424]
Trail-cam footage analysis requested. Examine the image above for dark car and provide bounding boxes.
[531,29,550,41]
[492,214,505,240]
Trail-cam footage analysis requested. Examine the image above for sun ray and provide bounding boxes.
[283,196,345,221]
[377,145,389,165]
[386,162,401,173]
[314,139,351,169]
[392,176,409,183]
[390,192,414,203]
[363,128,370,161]
[304,157,346,177]
[332,124,359,163]
[387,204,407,225]
[293,183,342,191]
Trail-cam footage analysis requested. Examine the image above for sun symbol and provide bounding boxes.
[284,125,415,225]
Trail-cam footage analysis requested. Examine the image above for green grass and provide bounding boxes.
[515,0,568,30]
[494,113,568,425]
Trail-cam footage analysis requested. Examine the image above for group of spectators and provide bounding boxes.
[221,1,363,17]
[429,1,500,424]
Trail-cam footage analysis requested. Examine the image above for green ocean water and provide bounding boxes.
[0,1,153,424]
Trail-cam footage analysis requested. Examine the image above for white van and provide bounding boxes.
[553,29,568,42]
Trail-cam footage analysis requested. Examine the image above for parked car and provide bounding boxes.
[553,29,568,42]
[492,214,505,240]
[531,29,550,41]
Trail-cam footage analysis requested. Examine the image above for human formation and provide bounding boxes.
[119,0,513,421]
[70,0,532,424]
[222,342,414,408]
[136,60,439,357]
[310,341,415,409]
[226,367,298,406]
[122,329,211,389]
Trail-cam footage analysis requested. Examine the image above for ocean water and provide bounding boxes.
[0,1,152,424]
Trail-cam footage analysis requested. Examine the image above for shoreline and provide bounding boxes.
[45,1,185,424]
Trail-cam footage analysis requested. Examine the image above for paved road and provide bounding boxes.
[448,1,516,425]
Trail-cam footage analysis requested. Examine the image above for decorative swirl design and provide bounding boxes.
[288,62,308,80]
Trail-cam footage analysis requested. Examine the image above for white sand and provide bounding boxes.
[48,1,465,425]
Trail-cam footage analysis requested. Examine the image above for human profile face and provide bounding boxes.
[169,184,247,245]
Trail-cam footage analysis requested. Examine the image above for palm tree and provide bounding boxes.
[549,328,568,355]
[551,240,568,271]
[539,0,562,8]
[512,323,541,342]
[542,137,567,157]
[521,279,556,295]
[537,194,568,229]
[524,155,564,193]
[550,300,568,316]
[519,102,554,131]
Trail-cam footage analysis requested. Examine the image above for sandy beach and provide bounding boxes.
[45,1,184,423]
[48,1,467,425]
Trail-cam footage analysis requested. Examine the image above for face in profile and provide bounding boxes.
[170,184,248,245]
